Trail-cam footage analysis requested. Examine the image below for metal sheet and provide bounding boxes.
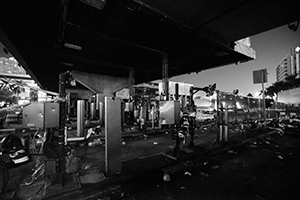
[44,103,59,128]
[22,102,44,128]
[105,97,122,176]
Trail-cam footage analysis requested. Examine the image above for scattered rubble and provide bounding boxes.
[163,173,171,182]
[184,171,192,176]
[211,165,219,169]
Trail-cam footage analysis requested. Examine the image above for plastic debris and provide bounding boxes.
[184,171,192,176]
[211,165,219,169]
[203,161,208,165]
[250,144,257,148]
[277,155,283,160]
[200,172,209,177]
[181,187,185,189]
[228,150,237,154]
[88,138,102,147]
[163,173,170,182]
[84,164,92,170]
[122,141,126,145]
[153,142,158,145]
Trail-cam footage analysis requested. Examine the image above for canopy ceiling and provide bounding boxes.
[0,0,299,92]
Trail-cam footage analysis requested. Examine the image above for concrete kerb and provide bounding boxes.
[45,128,280,200]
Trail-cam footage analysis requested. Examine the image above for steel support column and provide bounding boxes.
[162,54,169,100]
[58,72,67,181]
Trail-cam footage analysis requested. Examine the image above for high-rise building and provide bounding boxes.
[276,56,291,82]
[291,43,300,78]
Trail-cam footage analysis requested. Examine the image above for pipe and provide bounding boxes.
[67,137,86,142]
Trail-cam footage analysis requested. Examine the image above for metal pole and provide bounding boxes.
[175,83,179,101]
[129,69,135,97]
[224,104,229,143]
[162,54,169,100]
[234,96,237,124]
[58,72,67,180]
[262,69,266,127]
[218,102,223,144]
[77,100,85,137]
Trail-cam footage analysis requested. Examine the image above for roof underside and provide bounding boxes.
[0,0,299,92]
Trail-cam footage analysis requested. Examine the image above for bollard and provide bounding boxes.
[77,100,85,137]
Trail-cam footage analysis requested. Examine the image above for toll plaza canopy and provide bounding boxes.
[0,0,299,92]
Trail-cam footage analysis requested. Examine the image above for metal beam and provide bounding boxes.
[0,73,32,80]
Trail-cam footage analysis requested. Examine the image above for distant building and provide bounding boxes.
[290,43,300,78]
[276,56,291,82]
[275,42,300,82]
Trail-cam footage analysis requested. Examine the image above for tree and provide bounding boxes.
[264,73,300,98]
[0,79,26,105]
[0,88,16,105]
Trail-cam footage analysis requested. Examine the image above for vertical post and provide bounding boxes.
[151,106,155,129]
[99,102,104,125]
[58,73,67,180]
[216,90,220,126]
[162,54,169,100]
[234,96,237,124]
[189,87,194,106]
[218,103,223,144]
[258,98,261,120]
[247,97,251,121]
[105,97,122,176]
[129,69,135,98]
[175,83,179,101]
[224,104,228,143]
[261,69,266,127]
[77,100,85,137]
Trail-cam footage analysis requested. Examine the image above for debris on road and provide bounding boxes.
[184,171,192,176]
[228,150,237,154]
[163,173,171,182]
[200,172,209,177]
[211,165,219,169]
[277,155,283,160]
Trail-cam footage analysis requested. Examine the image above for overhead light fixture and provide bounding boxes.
[295,46,300,53]
[64,43,82,50]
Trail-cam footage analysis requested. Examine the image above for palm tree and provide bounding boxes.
[0,79,26,104]
[264,73,300,98]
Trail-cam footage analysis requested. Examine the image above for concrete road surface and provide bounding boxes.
[117,132,300,200]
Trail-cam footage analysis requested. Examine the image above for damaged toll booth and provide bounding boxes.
[5,0,300,198]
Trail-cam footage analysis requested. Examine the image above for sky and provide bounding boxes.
[1,24,300,96]
[170,24,300,96]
